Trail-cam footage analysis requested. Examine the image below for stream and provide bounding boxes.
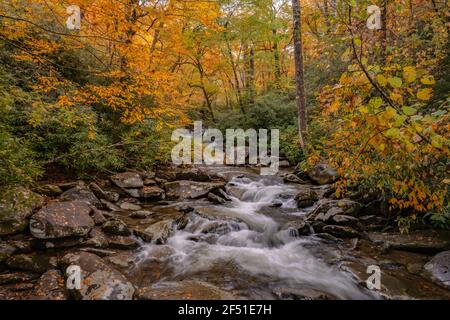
[128,166,377,299]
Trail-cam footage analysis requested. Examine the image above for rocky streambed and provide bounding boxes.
[0,164,449,300]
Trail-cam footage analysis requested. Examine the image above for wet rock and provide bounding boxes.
[30,201,94,239]
[207,192,226,204]
[91,209,107,225]
[165,181,225,200]
[139,186,165,200]
[310,199,361,221]
[269,200,283,208]
[6,240,33,254]
[143,178,157,186]
[216,188,231,201]
[89,182,119,202]
[57,181,81,191]
[315,207,344,223]
[119,202,142,211]
[60,252,135,300]
[83,228,110,248]
[129,210,153,219]
[101,199,121,211]
[0,272,40,285]
[406,263,423,275]
[32,237,85,250]
[107,235,139,250]
[141,245,174,261]
[135,280,235,300]
[123,188,140,198]
[280,173,307,184]
[359,215,387,225]
[308,163,338,185]
[314,233,341,242]
[175,168,213,182]
[368,230,450,254]
[111,172,144,189]
[102,218,131,236]
[0,188,44,236]
[61,186,101,207]
[79,248,117,257]
[322,225,360,238]
[331,215,360,227]
[295,189,318,208]
[424,251,450,289]
[225,186,246,199]
[285,220,312,236]
[0,243,16,263]
[106,252,137,269]
[32,270,68,300]
[6,254,50,273]
[134,220,174,244]
[35,184,63,196]
[274,287,336,300]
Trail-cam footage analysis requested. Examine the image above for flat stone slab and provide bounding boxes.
[368,230,450,253]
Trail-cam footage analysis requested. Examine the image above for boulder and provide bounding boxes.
[0,243,16,264]
[280,173,307,184]
[102,218,131,236]
[134,220,174,244]
[35,184,63,196]
[285,220,312,236]
[100,199,121,211]
[91,209,107,225]
[89,183,119,202]
[83,228,110,248]
[175,168,213,182]
[295,189,318,208]
[30,201,94,239]
[107,235,139,250]
[119,202,142,211]
[32,237,85,250]
[315,207,344,223]
[61,186,101,207]
[129,210,153,219]
[308,163,338,185]
[60,252,135,300]
[424,251,450,289]
[368,230,450,254]
[0,272,40,285]
[6,253,50,273]
[164,180,225,200]
[330,215,360,227]
[111,172,144,189]
[309,199,361,221]
[135,280,235,300]
[322,225,360,238]
[207,192,226,204]
[32,269,68,300]
[123,188,141,198]
[139,186,165,200]
[0,188,44,236]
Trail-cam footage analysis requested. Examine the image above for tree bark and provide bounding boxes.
[292,0,307,149]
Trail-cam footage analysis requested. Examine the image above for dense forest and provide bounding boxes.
[1,0,448,230]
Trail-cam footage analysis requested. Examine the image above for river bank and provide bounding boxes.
[1,164,449,300]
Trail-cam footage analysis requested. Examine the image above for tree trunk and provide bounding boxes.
[380,0,388,58]
[292,0,307,149]
[244,44,256,107]
[272,29,281,85]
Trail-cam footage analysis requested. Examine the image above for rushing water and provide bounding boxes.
[133,167,374,299]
